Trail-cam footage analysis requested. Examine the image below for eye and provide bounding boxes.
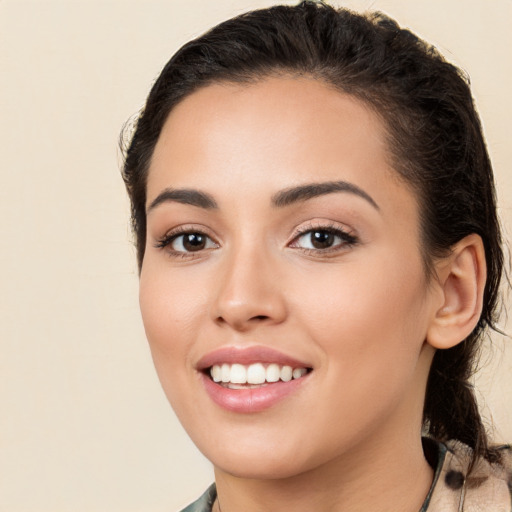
[291,226,357,252]
[172,232,217,252]
[155,230,218,254]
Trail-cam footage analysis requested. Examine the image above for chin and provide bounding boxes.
[212,451,313,480]
[192,430,329,481]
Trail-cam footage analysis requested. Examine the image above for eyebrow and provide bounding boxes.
[147,188,218,212]
[147,180,379,213]
[271,181,379,210]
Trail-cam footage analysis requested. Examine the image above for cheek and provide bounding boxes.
[287,260,430,446]
[139,265,204,365]
[293,254,429,378]
[138,266,210,422]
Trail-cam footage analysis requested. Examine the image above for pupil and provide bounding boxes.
[311,231,334,249]
[184,233,206,251]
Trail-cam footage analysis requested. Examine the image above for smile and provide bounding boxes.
[210,363,309,388]
[198,346,313,413]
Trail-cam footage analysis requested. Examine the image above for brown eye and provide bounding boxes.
[292,227,357,252]
[170,232,217,253]
[310,231,335,249]
[182,233,206,251]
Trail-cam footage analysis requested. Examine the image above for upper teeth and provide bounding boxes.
[210,363,308,385]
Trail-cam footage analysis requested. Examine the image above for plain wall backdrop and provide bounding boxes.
[1,1,511,510]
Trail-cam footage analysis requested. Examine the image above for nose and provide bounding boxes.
[211,244,287,332]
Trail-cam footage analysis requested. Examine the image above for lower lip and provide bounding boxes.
[201,373,309,413]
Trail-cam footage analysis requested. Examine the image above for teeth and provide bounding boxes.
[266,363,280,383]
[221,363,230,383]
[247,363,266,384]
[280,365,293,382]
[211,365,221,382]
[209,363,309,385]
[230,364,246,384]
[292,368,307,379]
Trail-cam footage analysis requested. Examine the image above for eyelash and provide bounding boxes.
[154,226,219,258]
[289,223,358,255]
[154,223,358,258]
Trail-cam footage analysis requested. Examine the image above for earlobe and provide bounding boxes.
[426,234,486,350]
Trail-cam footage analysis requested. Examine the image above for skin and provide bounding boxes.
[139,77,485,512]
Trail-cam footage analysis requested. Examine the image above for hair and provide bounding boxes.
[121,1,504,468]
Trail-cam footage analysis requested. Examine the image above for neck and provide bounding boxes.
[214,431,433,512]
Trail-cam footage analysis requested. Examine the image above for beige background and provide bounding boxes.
[1,1,511,511]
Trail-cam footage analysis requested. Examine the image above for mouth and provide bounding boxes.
[197,346,313,412]
[206,362,312,389]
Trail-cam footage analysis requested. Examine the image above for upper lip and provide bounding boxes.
[196,345,311,371]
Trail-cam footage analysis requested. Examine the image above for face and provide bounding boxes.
[140,77,439,479]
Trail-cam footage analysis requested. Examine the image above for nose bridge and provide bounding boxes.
[211,238,286,330]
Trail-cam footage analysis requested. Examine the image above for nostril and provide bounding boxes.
[252,315,269,321]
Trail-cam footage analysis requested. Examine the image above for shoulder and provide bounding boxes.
[178,484,217,512]
[428,440,512,512]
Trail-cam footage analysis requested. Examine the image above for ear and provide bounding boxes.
[426,234,487,350]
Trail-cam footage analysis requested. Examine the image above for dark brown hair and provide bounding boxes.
[121,1,504,466]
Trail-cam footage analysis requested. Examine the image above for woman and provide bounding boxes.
[121,2,511,511]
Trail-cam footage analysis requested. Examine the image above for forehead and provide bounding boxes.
[151,77,387,171]
[148,76,417,224]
